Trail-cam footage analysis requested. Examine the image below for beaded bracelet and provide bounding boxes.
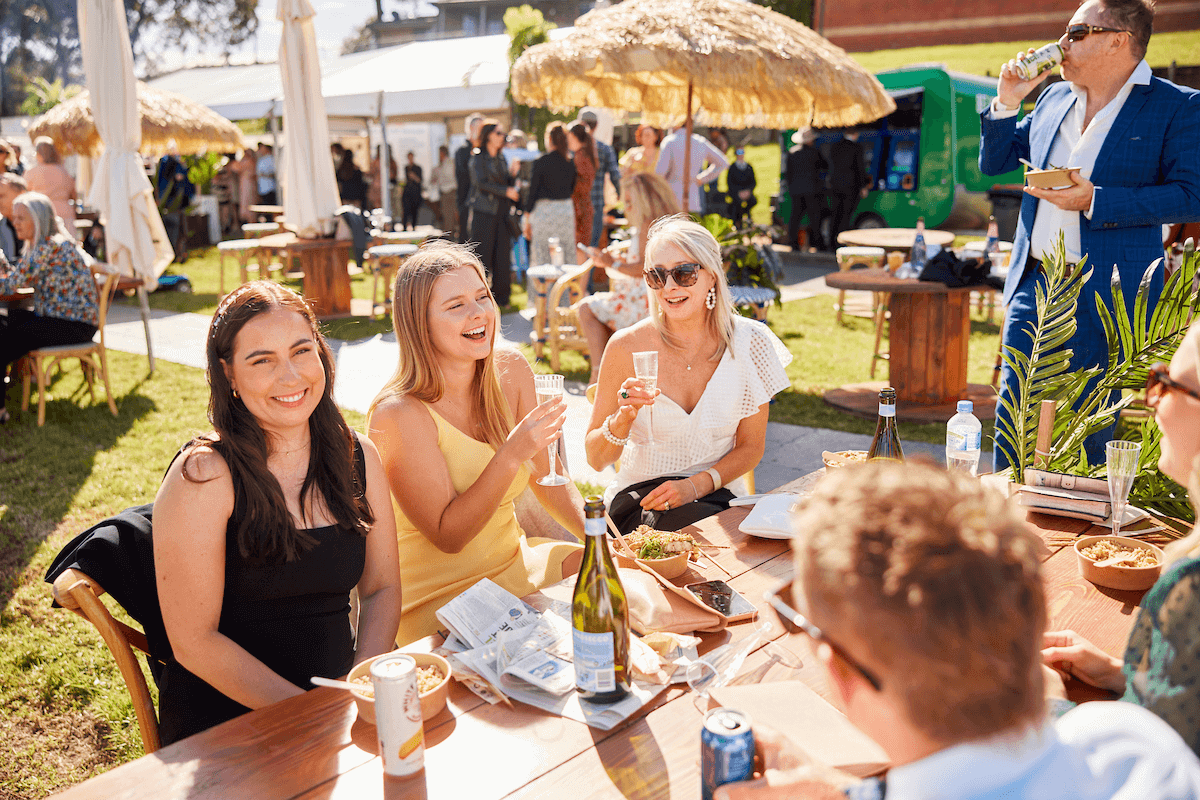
[600,415,630,446]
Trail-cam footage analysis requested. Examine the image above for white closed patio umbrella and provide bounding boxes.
[77,0,173,371]
[278,0,341,238]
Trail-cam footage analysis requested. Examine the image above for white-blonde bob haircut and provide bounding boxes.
[642,214,735,360]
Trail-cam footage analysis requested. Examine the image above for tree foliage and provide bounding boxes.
[504,5,571,141]
[0,0,259,116]
[753,0,814,27]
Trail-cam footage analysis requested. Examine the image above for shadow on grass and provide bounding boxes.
[0,379,156,610]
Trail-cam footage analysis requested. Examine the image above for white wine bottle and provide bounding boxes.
[867,387,904,462]
[572,496,631,704]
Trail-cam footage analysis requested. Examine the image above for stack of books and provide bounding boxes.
[1013,470,1112,522]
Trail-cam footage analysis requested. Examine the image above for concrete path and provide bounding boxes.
[102,248,955,492]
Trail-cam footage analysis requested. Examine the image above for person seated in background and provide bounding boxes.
[0,192,99,425]
[575,171,680,386]
[1042,319,1200,755]
[24,137,77,233]
[0,172,28,262]
[368,241,582,646]
[716,461,1200,800]
[153,281,401,745]
[585,215,791,535]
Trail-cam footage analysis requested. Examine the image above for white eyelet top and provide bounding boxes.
[604,315,793,505]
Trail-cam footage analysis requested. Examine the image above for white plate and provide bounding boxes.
[739,494,801,539]
[1097,504,1150,529]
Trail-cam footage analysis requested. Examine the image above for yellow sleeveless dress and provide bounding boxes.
[392,404,581,645]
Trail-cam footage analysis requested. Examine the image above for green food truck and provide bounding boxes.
[775,64,1025,235]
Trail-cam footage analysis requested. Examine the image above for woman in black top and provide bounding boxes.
[468,119,520,306]
[523,122,577,268]
[153,281,401,744]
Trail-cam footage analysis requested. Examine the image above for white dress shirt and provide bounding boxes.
[883,701,1200,800]
[655,130,730,210]
[990,60,1152,263]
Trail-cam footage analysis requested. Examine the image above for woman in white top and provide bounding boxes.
[584,215,791,534]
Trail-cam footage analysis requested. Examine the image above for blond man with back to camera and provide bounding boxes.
[717,461,1200,800]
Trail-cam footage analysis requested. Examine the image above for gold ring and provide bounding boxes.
[665,500,671,511]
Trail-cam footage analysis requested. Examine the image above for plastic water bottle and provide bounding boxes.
[983,216,1000,257]
[548,237,564,268]
[946,400,982,476]
[910,217,928,273]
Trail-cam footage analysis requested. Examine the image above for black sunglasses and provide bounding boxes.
[1065,23,1130,42]
[1146,362,1200,407]
[764,580,883,691]
[643,263,702,289]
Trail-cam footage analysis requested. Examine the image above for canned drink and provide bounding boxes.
[701,708,755,800]
[1014,42,1064,81]
[370,654,425,777]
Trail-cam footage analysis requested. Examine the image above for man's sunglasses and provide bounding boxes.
[643,263,702,289]
[1145,362,1200,407]
[764,580,883,691]
[1065,23,1129,42]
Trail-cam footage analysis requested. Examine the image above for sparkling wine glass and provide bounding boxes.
[1106,440,1142,537]
[534,374,569,487]
[631,351,658,446]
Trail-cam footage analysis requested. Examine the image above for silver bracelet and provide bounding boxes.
[600,415,630,446]
[705,467,723,491]
[685,476,699,503]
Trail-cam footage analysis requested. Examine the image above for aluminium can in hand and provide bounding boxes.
[701,708,755,800]
[1014,42,1064,81]
[371,653,425,777]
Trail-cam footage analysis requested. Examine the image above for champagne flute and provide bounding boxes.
[631,351,658,446]
[534,374,570,487]
[1106,440,1141,537]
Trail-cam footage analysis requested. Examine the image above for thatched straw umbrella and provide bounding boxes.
[27,82,245,158]
[511,0,896,211]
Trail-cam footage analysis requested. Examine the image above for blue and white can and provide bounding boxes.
[701,708,755,800]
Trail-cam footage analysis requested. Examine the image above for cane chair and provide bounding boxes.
[51,568,161,753]
[545,259,594,372]
[19,270,120,426]
[583,383,756,494]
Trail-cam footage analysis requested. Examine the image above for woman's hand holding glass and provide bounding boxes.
[503,391,568,468]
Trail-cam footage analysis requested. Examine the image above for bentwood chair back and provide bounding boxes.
[50,568,161,753]
[545,259,594,372]
[19,270,120,426]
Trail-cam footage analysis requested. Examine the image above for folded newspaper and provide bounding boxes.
[435,578,669,730]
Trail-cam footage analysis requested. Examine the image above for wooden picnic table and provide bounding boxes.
[257,232,354,318]
[823,268,996,423]
[50,473,1142,800]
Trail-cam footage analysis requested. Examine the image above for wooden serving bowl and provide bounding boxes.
[347,651,452,726]
[636,552,691,580]
[1075,535,1163,592]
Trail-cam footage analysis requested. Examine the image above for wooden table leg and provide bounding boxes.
[888,290,970,406]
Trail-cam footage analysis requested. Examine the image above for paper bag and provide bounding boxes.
[709,681,889,779]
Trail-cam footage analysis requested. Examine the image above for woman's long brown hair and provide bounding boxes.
[186,281,374,563]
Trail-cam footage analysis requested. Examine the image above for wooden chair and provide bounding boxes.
[869,292,890,379]
[545,259,594,372]
[51,568,161,753]
[583,383,756,494]
[19,271,120,426]
[365,243,418,319]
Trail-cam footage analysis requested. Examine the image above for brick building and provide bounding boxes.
[817,0,1199,52]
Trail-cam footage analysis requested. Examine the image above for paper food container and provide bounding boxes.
[1025,168,1078,189]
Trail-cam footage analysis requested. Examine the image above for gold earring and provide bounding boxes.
[232,388,240,399]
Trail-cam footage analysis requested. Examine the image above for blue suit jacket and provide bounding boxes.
[980,77,1200,308]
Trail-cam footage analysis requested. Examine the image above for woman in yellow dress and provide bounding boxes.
[368,240,583,644]
[618,125,662,175]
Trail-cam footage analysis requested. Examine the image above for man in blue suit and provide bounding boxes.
[981,0,1200,470]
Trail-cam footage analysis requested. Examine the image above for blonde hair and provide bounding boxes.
[642,214,735,360]
[792,461,1046,744]
[369,240,513,449]
[622,171,680,233]
[1161,320,1200,564]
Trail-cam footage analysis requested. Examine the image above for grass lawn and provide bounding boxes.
[1,253,1000,795]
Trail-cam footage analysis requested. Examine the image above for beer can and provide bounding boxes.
[370,654,425,777]
[1014,42,1064,81]
[700,708,755,800]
